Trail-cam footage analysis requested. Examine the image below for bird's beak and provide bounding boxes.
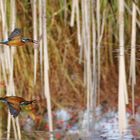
[33,40,38,44]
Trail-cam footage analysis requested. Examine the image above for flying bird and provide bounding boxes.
[0,28,38,48]
[0,96,36,118]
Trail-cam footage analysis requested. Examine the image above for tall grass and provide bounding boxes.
[0,0,139,139]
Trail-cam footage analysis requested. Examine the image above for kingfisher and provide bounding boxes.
[0,96,36,117]
[0,28,38,48]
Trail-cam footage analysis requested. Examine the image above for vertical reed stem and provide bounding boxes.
[129,1,137,118]
[33,0,38,85]
[118,0,128,133]
[43,0,54,139]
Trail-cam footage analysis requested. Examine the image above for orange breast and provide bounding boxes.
[7,40,25,47]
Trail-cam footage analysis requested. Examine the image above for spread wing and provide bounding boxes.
[8,28,22,41]
[5,96,25,104]
[7,103,21,118]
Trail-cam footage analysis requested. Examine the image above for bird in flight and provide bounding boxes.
[0,28,38,48]
[0,96,36,118]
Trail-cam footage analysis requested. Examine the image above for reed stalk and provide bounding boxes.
[0,1,11,139]
[96,0,101,105]
[64,0,67,25]
[136,5,140,15]
[129,1,137,118]
[75,0,81,47]
[12,117,18,140]
[0,0,140,139]
[118,0,128,133]
[33,0,38,85]
[70,0,76,27]
[11,0,21,138]
[124,2,140,28]
[96,0,101,104]
[43,0,54,139]
[0,0,10,73]
[38,0,43,85]
[80,0,94,137]
[91,0,97,136]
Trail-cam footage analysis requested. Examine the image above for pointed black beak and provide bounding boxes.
[32,40,38,44]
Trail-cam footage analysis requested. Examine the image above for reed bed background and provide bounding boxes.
[0,0,140,139]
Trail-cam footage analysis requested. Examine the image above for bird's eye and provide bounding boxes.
[20,102,25,105]
[21,39,26,42]
[1,100,6,103]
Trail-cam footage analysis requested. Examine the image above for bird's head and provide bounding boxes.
[0,97,7,103]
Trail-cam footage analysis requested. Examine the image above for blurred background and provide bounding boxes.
[0,0,140,140]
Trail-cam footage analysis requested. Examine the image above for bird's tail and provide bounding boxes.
[31,100,36,104]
